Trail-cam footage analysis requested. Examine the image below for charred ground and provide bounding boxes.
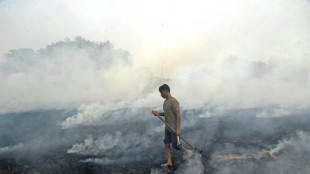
[0,107,310,174]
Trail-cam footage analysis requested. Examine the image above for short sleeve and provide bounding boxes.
[171,99,180,113]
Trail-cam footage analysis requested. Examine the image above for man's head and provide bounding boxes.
[159,84,170,99]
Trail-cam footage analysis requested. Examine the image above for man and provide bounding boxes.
[152,84,192,167]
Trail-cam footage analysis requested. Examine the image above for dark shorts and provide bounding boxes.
[163,128,182,150]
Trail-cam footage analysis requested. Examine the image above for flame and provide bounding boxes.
[216,149,277,160]
[216,154,247,160]
[260,149,277,159]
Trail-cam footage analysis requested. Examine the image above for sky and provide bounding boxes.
[1,0,309,76]
[0,0,310,113]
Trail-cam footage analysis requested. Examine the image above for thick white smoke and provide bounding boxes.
[2,43,309,116]
[170,56,310,110]
[0,37,162,113]
[0,143,23,154]
[67,134,120,155]
[1,38,309,115]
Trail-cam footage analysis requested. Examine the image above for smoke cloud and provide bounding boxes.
[1,38,309,115]
[0,37,162,113]
[170,55,310,110]
[67,134,120,155]
[0,143,23,154]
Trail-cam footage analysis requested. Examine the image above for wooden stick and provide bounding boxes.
[156,115,202,153]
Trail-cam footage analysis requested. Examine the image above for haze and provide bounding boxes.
[0,0,310,113]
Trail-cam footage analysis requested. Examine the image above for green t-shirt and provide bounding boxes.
[163,97,181,131]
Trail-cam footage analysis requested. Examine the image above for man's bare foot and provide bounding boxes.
[160,162,172,167]
[186,150,193,159]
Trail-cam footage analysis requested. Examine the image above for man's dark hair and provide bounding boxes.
[159,84,170,92]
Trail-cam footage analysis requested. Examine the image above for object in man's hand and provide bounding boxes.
[152,110,158,116]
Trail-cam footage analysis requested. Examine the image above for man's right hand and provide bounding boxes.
[152,110,160,116]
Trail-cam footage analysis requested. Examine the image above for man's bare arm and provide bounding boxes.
[176,110,181,136]
[152,110,164,117]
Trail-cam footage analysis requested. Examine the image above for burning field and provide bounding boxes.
[1,106,310,174]
[1,1,310,172]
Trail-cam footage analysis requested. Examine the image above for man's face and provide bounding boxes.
[160,90,168,99]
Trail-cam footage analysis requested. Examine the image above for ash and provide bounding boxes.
[1,107,310,174]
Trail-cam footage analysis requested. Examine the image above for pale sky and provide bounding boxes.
[1,0,309,77]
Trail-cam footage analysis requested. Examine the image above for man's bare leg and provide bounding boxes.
[176,136,192,158]
[180,146,193,158]
[161,144,173,166]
